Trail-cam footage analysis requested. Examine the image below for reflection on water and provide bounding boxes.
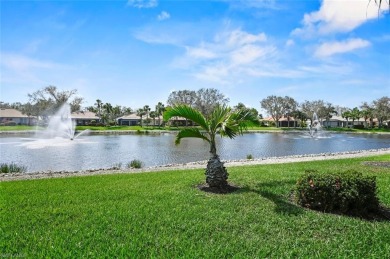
[1,132,389,172]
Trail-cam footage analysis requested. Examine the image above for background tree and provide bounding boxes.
[282,96,298,128]
[373,96,390,128]
[19,102,37,126]
[342,110,352,128]
[95,99,103,123]
[155,102,165,127]
[349,107,361,126]
[193,88,229,117]
[163,104,259,189]
[28,86,82,112]
[102,103,113,125]
[260,95,284,127]
[28,86,83,119]
[149,111,157,126]
[290,110,308,128]
[136,108,146,127]
[167,90,196,107]
[360,102,375,128]
[143,105,151,126]
[318,102,337,127]
[234,103,260,121]
[300,100,325,124]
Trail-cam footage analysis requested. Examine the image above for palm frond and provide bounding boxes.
[163,105,209,130]
[220,108,260,139]
[209,105,231,133]
[174,128,210,145]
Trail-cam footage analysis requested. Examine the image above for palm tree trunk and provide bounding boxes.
[206,139,228,188]
[205,155,228,188]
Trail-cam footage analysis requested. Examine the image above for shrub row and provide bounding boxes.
[295,170,379,216]
[0,163,27,174]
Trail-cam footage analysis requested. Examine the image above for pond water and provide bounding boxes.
[1,132,389,172]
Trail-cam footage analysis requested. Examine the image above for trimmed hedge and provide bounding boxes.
[295,170,379,216]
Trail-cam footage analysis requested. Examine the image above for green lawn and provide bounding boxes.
[1,155,390,257]
[0,125,43,131]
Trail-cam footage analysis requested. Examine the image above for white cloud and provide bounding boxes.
[218,29,267,46]
[157,11,170,21]
[285,39,295,47]
[230,44,272,65]
[186,47,217,59]
[293,0,387,36]
[127,0,157,8]
[175,29,279,84]
[0,52,71,85]
[1,53,63,71]
[315,38,371,57]
[227,0,279,10]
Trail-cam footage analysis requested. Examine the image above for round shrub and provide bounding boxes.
[294,170,379,216]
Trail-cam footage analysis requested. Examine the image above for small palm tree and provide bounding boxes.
[163,104,259,188]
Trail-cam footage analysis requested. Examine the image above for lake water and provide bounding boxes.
[1,132,389,172]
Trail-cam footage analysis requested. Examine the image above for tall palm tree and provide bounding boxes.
[155,102,165,127]
[95,99,103,123]
[163,104,259,188]
[136,108,146,127]
[143,105,151,126]
[149,111,157,127]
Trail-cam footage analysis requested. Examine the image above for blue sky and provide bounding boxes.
[1,0,389,112]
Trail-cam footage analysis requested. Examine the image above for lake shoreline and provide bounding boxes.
[1,129,390,135]
[2,148,389,182]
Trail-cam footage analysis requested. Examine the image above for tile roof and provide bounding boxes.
[71,111,99,120]
[0,108,29,118]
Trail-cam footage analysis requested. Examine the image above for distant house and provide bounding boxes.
[322,116,346,128]
[0,108,36,125]
[117,114,141,126]
[262,116,298,127]
[71,111,100,126]
[167,116,196,127]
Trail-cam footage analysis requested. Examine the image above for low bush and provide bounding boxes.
[294,170,379,216]
[246,154,253,160]
[112,162,122,169]
[0,163,27,173]
[353,125,365,129]
[127,159,142,169]
[4,121,17,126]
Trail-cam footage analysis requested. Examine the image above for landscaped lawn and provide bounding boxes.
[0,125,43,131]
[1,155,390,257]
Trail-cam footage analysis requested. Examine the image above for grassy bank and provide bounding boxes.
[1,155,390,257]
[0,125,43,131]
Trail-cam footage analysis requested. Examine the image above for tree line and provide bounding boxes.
[260,95,390,128]
[1,86,389,128]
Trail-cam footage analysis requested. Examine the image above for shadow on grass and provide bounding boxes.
[239,179,305,216]
[249,180,390,222]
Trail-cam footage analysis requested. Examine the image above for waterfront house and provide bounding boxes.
[0,108,37,125]
[117,114,141,126]
[71,111,100,126]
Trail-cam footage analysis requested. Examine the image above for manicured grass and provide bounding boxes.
[327,127,390,133]
[1,156,390,257]
[0,125,43,131]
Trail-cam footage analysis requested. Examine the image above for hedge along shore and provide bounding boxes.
[1,148,389,182]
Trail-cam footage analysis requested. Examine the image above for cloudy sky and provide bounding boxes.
[1,0,389,111]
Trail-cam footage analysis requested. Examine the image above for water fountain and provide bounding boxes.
[19,104,91,149]
[43,104,76,140]
[307,112,322,138]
